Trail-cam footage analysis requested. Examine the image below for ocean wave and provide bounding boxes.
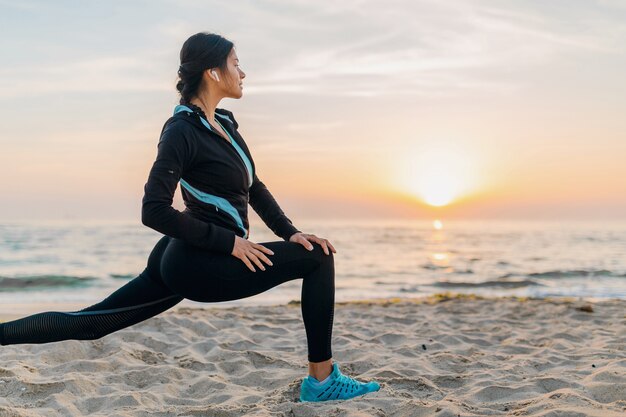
[109,273,136,279]
[494,269,626,280]
[420,264,474,274]
[527,269,623,278]
[0,275,97,291]
[432,279,543,289]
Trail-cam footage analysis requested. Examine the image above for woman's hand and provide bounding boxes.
[231,236,274,272]
[288,232,337,255]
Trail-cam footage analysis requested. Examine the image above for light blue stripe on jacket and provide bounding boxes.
[179,178,248,239]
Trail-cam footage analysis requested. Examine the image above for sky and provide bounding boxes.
[1,0,625,223]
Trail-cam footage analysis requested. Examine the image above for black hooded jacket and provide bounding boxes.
[141,105,301,255]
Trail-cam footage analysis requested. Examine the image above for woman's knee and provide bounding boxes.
[308,243,335,265]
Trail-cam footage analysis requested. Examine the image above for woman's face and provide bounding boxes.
[218,48,246,99]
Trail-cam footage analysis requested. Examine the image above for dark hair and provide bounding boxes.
[176,32,234,105]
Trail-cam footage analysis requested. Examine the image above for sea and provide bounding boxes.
[1,218,625,315]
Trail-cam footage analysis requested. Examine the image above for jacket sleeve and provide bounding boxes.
[141,119,237,255]
[248,172,301,241]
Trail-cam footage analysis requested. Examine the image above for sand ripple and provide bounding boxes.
[1,295,624,416]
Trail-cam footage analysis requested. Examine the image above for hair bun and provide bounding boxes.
[176,32,233,105]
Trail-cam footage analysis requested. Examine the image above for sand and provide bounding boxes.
[0,294,625,416]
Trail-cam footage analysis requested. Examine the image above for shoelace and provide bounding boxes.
[315,372,362,400]
[339,374,361,390]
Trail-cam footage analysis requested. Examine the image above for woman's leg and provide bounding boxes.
[1,235,336,365]
[160,238,335,363]
[0,236,183,345]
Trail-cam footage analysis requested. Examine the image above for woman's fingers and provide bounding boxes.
[292,233,337,254]
[241,254,256,272]
[251,247,273,267]
[320,238,336,254]
[247,252,266,271]
[307,235,331,255]
[313,236,330,255]
[319,240,330,255]
[254,243,275,256]
[298,235,314,250]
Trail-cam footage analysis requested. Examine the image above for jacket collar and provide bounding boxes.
[173,105,237,130]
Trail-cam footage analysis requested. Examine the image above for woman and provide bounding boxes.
[0,32,380,403]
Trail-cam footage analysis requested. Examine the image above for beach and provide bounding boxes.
[1,293,624,416]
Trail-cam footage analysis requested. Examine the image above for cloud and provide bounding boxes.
[0,54,174,98]
[1,0,623,100]
[229,0,625,97]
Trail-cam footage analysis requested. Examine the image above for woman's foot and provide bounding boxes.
[300,362,380,402]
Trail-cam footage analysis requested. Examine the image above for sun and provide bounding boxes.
[420,171,458,206]
[392,140,480,207]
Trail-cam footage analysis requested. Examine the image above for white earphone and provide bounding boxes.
[211,70,220,82]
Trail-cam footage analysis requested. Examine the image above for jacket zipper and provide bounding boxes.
[205,117,253,186]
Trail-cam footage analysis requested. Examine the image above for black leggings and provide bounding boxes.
[0,236,335,362]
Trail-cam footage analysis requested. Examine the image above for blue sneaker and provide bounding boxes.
[300,362,380,402]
